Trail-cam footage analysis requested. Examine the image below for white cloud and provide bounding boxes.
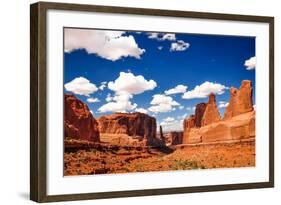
[98,101,137,113]
[148,94,180,113]
[108,72,157,95]
[99,81,107,90]
[218,101,229,108]
[244,56,256,70]
[158,46,163,50]
[148,33,176,41]
[105,93,113,102]
[99,72,157,113]
[161,117,175,123]
[87,97,100,103]
[160,117,183,131]
[135,108,148,114]
[253,104,256,110]
[182,81,227,100]
[64,77,98,96]
[179,106,184,110]
[162,33,176,41]
[64,29,145,61]
[98,92,137,113]
[170,40,190,51]
[99,84,106,90]
[165,84,188,95]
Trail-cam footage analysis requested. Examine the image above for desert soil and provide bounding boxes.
[64,137,255,176]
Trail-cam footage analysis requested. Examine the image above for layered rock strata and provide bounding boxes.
[64,94,100,142]
[183,80,255,144]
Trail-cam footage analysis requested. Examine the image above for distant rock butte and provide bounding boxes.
[183,80,255,144]
[168,131,184,145]
[97,112,163,146]
[64,94,100,142]
[224,80,253,119]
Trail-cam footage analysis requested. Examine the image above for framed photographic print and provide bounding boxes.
[30,1,274,202]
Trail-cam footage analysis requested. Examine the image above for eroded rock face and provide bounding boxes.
[64,94,100,142]
[195,103,207,127]
[97,112,158,145]
[183,115,196,129]
[168,131,184,145]
[183,115,196,144]
[201,111,255,142]
[201,93,221,126]
[159,125,164,141]
[183,80,255,144]
[224,80,253,119]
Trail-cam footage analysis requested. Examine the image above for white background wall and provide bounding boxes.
[0,0,279,204]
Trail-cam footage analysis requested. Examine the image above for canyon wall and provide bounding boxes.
[224,80,253,119]
[97,112,162,146]
[64,94,100,142]
[183,80,255,144]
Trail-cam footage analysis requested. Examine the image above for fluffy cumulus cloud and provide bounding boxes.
[87,97,100,103]
[64,77,98,96]
[244,56,256,70]
[182,81,227,100]
[164,84,188,95]
[99,81,107,90]
[98,72,157,113]
[135,108,148,114]
[98,93,137,113]
[170,40,190,51]
[105,93,113,102]
[160,117,183,131]
[148,94,180,113]
[107,72,157,95]
[218,101,229,108]
[64,29,145,61]
[147,33,176,41]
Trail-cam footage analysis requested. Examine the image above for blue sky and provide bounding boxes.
[64,28,255,131]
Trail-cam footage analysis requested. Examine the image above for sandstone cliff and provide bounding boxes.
[183,80,255,144]
[195,103,206,127]
[64,94,100,142]
[97,112,162,146]
[168,131,184,145]
[224,80,253,119]
[201,93,221,126]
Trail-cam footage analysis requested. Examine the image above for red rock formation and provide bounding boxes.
[200,111,255,142]
[97,112,158,145]
[224,80,253,119]
[183,80,255,144]
[183,115,198,144]
[168,131,183,145]
[159,125,164,141]
[183,115,196,129]
[195,103,207,127]
[64,94,100,142]
[201,93,221,126]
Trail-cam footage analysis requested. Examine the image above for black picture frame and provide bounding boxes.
[30,1,274,202]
